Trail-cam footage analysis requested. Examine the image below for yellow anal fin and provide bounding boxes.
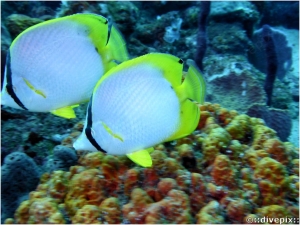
[103,25,129,72]
[51,106,76,119]
[127,149,153,167]
[101,121,124,142]
[166,61,206,142]
[23,77,46,98]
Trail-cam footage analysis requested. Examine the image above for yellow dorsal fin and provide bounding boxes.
[51,106,76,119]
[127,149,153,167]
[101,121,124,142]
[22,77,46,98]
[93,53,184,95]
[70,13,108,51]
[145,53,183,87]
[166,61,206,141]
[12,14,109,51]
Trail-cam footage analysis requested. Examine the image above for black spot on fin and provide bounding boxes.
[178,59,184,64]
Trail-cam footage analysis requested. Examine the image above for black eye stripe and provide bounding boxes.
[5,50,28,110]
[85,97,106,153]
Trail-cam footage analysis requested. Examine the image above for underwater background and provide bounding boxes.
[1,1,299,224]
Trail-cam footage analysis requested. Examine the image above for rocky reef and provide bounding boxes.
[1,1,299,223]
[4,103,299,224]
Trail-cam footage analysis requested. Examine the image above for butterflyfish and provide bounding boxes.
[73,53,206,167]
[1,13,129,119]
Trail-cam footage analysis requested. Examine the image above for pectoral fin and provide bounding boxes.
[51,106,76,119]
[127,148,153,167]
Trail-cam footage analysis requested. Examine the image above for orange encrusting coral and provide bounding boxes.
[196,200,225,224]
[72,205,101,224]
[99,197,122,224]
[65,168,106,216]
[211,154,237,188]
[6,102,298,224]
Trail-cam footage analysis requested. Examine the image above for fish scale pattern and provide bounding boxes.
[92,63,180,155]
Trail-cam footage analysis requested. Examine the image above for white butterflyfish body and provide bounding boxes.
[73,53,206,167]
[1,13,128,119]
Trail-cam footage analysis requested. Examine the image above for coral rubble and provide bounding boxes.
[4,102,298,224]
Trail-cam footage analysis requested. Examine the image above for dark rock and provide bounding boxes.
[139,1,194,15]
[1,1,60,20]
[182,156,197,170]
[203,55,266,113]
[209,1,259,37]
[258,1,299,29]
[30,5,56,20]
[45,145,78,172]
[1,152,41,222]
[291,89,299,102]
[107,1,138,35]
[5,14,43,39]
[247,103,292,141]
[182,6,200,29]
[27,132,44,145]
[57,1,100,17]
[207,22,252,56]
[1,104,87,160]
[134,11,180,45]
[1,109,25,121]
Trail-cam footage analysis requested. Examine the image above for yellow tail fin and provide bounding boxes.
[166,61,206,141]
[184,60,206,104]
[103,25,129,71]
